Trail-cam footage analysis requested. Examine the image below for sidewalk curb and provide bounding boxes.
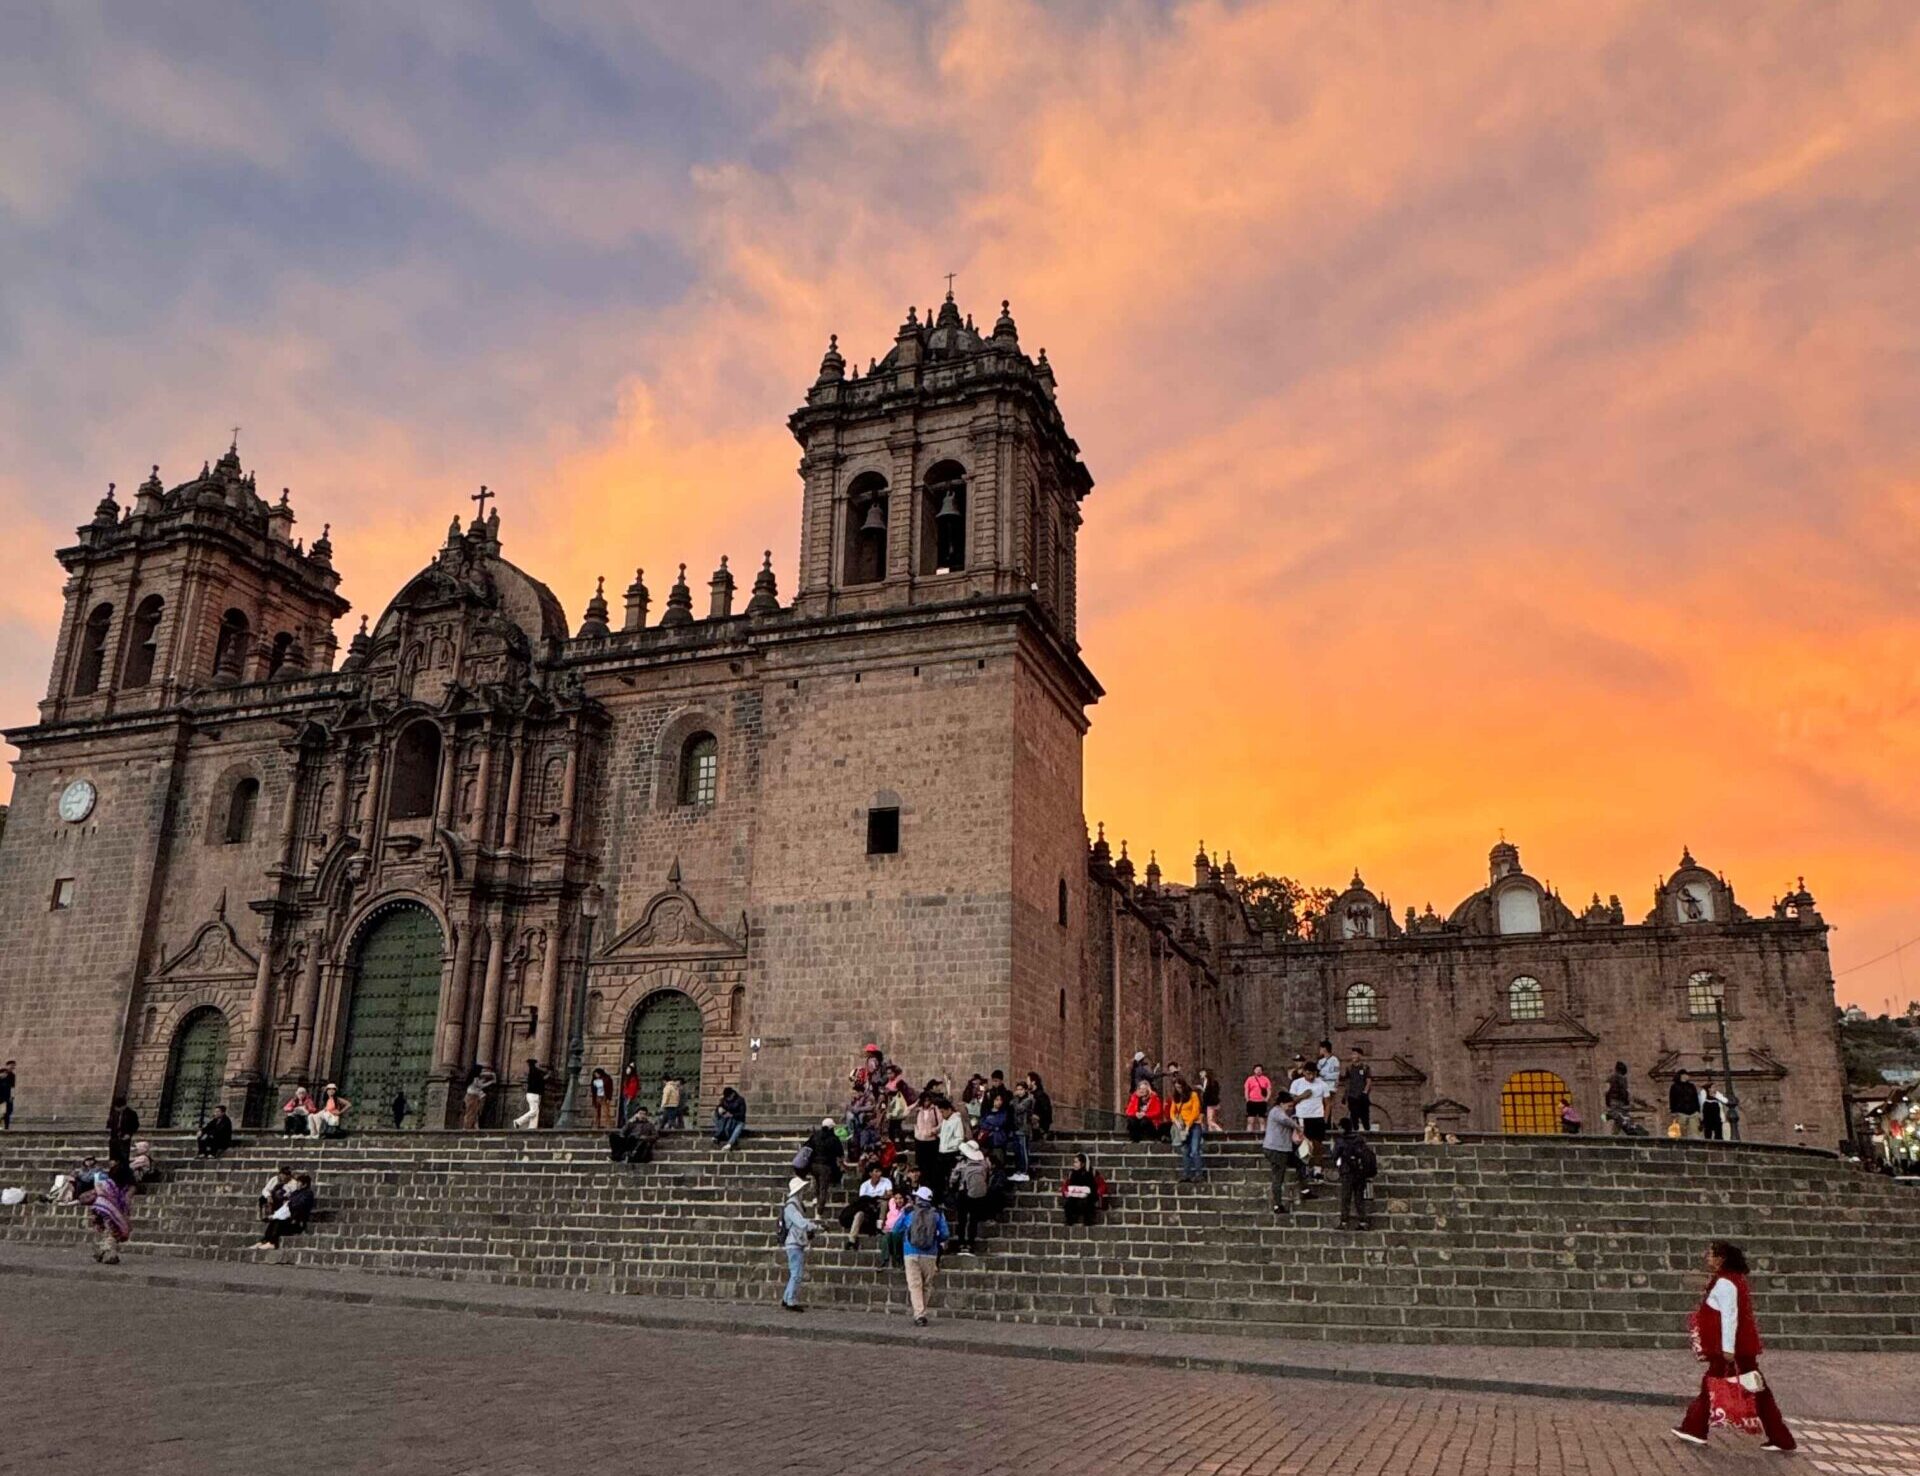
[0,1254,1679,1409]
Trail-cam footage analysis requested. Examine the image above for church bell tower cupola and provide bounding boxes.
[788,288,1093,639]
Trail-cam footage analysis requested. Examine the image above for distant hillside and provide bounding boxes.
[1839,1010,1920,1087]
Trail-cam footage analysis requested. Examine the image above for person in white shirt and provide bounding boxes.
[1316,1039,1341,1087]
[1672,1240,1796,1450]
[840,1162,894,1245]
[1290,1058,1330,1173]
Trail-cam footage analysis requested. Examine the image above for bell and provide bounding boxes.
[935,487,962,522]
[859,500,887,535]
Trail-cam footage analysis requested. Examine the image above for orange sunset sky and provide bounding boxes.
[1,3,1916,1007]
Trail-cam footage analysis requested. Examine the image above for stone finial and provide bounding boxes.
[1678,844,1696,870]
[92,482,119,526]
[623,568,649,631]
[1114,840,1135,884]
[577,575,611,639]
[992,298,1018,342]
[1145,850,1161,890]
[746,550,781,616]
[1350,867,1365,890]
[1222,851,1237,881]
[342,614,372,670]
[1091,821,1111,867]
[816,333,845,384]
[660,563,695,627]
[708,556,736,620]
[309,522,333,566]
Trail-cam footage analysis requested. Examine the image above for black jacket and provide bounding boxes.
[526,1063,548,1096]
[806,1125,843,1172]
[198,1116,233,1152]
[1668,1079,1701,1114]
[718,1090,747,1121]
[284,1186,317,1227]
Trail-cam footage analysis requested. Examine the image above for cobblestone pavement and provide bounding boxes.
[2,1278,1913,1476]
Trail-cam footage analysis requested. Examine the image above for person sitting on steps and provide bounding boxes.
[281,1084,315,1136]
[841,1160,893,1246]
[254,1172,316,1252]
[259,1164,293,1223]
[1060,1152,1108,1227]
[1124,1078,1168,1142]
[713,1086,748,1150]
[609,1104,658,1163]
[196,1104,233,1158]
[308,1083,350,1139]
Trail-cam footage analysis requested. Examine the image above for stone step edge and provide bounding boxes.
[0,1249,1697,1410]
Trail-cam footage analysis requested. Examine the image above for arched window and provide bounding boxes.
[678,732,718,806]
[212,608,251,682]
[224,776,260,844]
[728,985,747,1034]
[843,471,889,586]
[73,603,113,695]
[123,595,163,687]
[921,460,967,574]
[1687,970,1722,1018]
[388,721,442,820]
[1508,975,1544,1021]
[267,631,295,677]
[1344,982,1379,1027]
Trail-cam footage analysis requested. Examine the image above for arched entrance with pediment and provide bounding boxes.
[336,902,444,1125]
[624,989,704,1115]
[159,1006,231,1128]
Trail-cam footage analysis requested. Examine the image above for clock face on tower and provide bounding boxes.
[58,779,96,823]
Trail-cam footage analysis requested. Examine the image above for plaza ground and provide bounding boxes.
[1,1256,1916,1475]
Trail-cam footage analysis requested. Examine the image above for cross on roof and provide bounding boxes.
[471,484,494,518]
[944,271,956,297]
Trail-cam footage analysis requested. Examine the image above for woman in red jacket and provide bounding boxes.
[1672,1240,1796,1451]
[1124,1079,1168,1142]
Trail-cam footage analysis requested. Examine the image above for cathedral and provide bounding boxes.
[0,291,1845,1146]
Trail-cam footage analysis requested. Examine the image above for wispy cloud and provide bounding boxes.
[2,1,1917,1003]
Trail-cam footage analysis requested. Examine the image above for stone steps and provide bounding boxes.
[5,1130,1914,1349]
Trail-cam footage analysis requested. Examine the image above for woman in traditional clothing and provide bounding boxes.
[78,1159,133,1265]
[1673,1239,1796,1451]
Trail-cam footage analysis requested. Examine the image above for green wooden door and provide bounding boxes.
[338,905,444,1126]
[159,1007,230,1128]
[624,990,704,1112]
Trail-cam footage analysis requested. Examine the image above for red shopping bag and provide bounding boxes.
[1706,1376,1762,1436]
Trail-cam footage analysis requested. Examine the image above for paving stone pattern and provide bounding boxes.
[12,1275,1909,1476]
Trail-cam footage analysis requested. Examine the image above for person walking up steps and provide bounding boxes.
[901,1185,949,1325]
[779,1175,821,1312]
[1243,1062,1273,1133]
[1263,1096,1310,1215]
[1333,1116,1377,1230]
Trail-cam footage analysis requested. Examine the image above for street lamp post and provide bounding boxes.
[1708,975,1742,1142]
[556,885,602,1128]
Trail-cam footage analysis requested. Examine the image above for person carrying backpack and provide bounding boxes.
[947,1141,991,1255]
[901,1185,951,1326]
[779,1176,822,1312]
[1333,1116,1378,1230]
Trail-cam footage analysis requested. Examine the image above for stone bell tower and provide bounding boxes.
[789,290,1092,641]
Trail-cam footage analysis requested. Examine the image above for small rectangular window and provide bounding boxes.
[50,877,75,910]
[866,806,900,855]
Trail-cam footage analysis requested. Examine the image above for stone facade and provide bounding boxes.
[1079,837,1844,1147]
[0,295,1844,1145]
[0,293,1114,1128]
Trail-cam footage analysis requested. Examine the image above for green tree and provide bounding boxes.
[1239,873,1338,937]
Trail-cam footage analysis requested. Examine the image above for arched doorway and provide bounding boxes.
[337,904,444,1126]
[159,1007,230,1128]
[1500,1069,1570,1134]
[624,989,704,1113]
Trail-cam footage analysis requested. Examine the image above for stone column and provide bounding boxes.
[502,733,526,848]
[556,719,581,852]
[435,919,476,1075]
[477,914,506,1071]
[241,924,277,1080]
[532,916,568,1069]
[472,723,494,846]
[294,938,324,1079]
[434,722,458,829]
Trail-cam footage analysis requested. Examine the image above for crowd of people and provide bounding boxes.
[769,1045,1073,1320]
